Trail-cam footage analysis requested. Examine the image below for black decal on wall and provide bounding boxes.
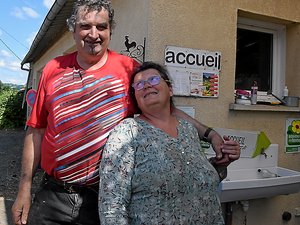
[121,36,145,63]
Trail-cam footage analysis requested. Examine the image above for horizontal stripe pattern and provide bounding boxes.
[27,51,139,185]
[47,70,129,185]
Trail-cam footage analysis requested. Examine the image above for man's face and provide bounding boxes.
[73,7,111,59]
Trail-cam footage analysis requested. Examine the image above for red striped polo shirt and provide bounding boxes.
[27,50,139,185]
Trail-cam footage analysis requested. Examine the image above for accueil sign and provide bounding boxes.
[164,46,221,98]
[165,46,221,71]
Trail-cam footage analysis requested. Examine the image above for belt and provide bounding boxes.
[43,173,99,194]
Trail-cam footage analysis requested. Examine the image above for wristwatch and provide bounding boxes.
[203,127,213,142]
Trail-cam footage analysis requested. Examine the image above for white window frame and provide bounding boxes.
[237,17,286,97]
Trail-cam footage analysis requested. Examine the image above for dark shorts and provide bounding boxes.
[27,174,100,225]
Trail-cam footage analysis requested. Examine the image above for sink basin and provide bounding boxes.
[206,144,300,203]
[219,166,300,202]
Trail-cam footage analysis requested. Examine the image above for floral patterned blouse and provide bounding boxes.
[99,118,224,225]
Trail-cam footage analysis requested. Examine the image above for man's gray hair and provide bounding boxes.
[66,0,115,32]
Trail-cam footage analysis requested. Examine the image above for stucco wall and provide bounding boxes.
[29,0,300,224]
[31,32,74,87]
[110,0,148,58]
[145,0,300,224]
[286,23,300,96]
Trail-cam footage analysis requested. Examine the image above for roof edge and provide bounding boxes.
[21,0,68,65]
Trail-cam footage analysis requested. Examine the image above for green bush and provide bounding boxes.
[0,88,26,129]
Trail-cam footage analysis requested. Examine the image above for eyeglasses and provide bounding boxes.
[132,75,162,91]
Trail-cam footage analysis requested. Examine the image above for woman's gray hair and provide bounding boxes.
[66,0,115,32]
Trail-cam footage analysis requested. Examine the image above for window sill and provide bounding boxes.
[229,103,300,112]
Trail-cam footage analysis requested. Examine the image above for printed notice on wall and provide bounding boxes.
[165,45,221,98]
[285,118,300,153]
[167,67,219,97]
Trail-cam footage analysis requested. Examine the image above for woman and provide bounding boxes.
[99,62,237,224]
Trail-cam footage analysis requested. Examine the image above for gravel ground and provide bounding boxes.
[0,129,42,225]
[0,128,25,225]
[0,128,43,200]
[0,128,26,201]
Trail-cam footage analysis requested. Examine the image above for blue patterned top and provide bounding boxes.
[99,118,224,225]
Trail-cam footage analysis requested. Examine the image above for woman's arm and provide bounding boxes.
[173,108,240,164]
[99,120,136,225]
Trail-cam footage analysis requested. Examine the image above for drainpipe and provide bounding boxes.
[21,63,31,109]
[240,200,250,212]
[225,201,250,225]
[225,202,233,225]
[21,63,32,130]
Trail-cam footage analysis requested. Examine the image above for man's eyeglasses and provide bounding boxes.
[132,75,163,91]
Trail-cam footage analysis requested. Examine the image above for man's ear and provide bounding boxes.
[169,87,173,96]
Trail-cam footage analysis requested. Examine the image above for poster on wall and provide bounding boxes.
[165,45,221,98]
[167,66,219,97]
[285,118,300,153]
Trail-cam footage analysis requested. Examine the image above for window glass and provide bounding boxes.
[235,17,286,97]
[235,28,272,91]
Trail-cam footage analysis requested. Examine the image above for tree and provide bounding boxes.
[0,86,26,129]
[0,81,11,93]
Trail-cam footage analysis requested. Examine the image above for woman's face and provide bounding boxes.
[73,7,111,59]
[133,68,173,112]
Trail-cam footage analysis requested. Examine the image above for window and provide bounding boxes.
[235,17,286,97]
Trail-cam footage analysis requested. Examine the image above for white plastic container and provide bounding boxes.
[283,86,289,97]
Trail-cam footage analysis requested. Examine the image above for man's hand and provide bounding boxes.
[209,131,224,159]
[211,135,241,166]
[11,127,44,224]
[11,190,31,225]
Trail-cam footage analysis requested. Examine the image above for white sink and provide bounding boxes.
[206,144,300,203]
[219,166,300,202]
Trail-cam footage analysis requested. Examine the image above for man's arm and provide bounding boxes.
[11,127,44,225]
[173,108,240,164]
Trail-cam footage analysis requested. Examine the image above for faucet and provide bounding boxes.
[260,152,267,158]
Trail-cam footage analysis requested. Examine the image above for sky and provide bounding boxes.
[0,0,55,85]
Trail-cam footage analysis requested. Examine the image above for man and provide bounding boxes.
[12,0,240,225]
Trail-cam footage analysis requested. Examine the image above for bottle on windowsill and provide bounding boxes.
[251,81,258,105]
